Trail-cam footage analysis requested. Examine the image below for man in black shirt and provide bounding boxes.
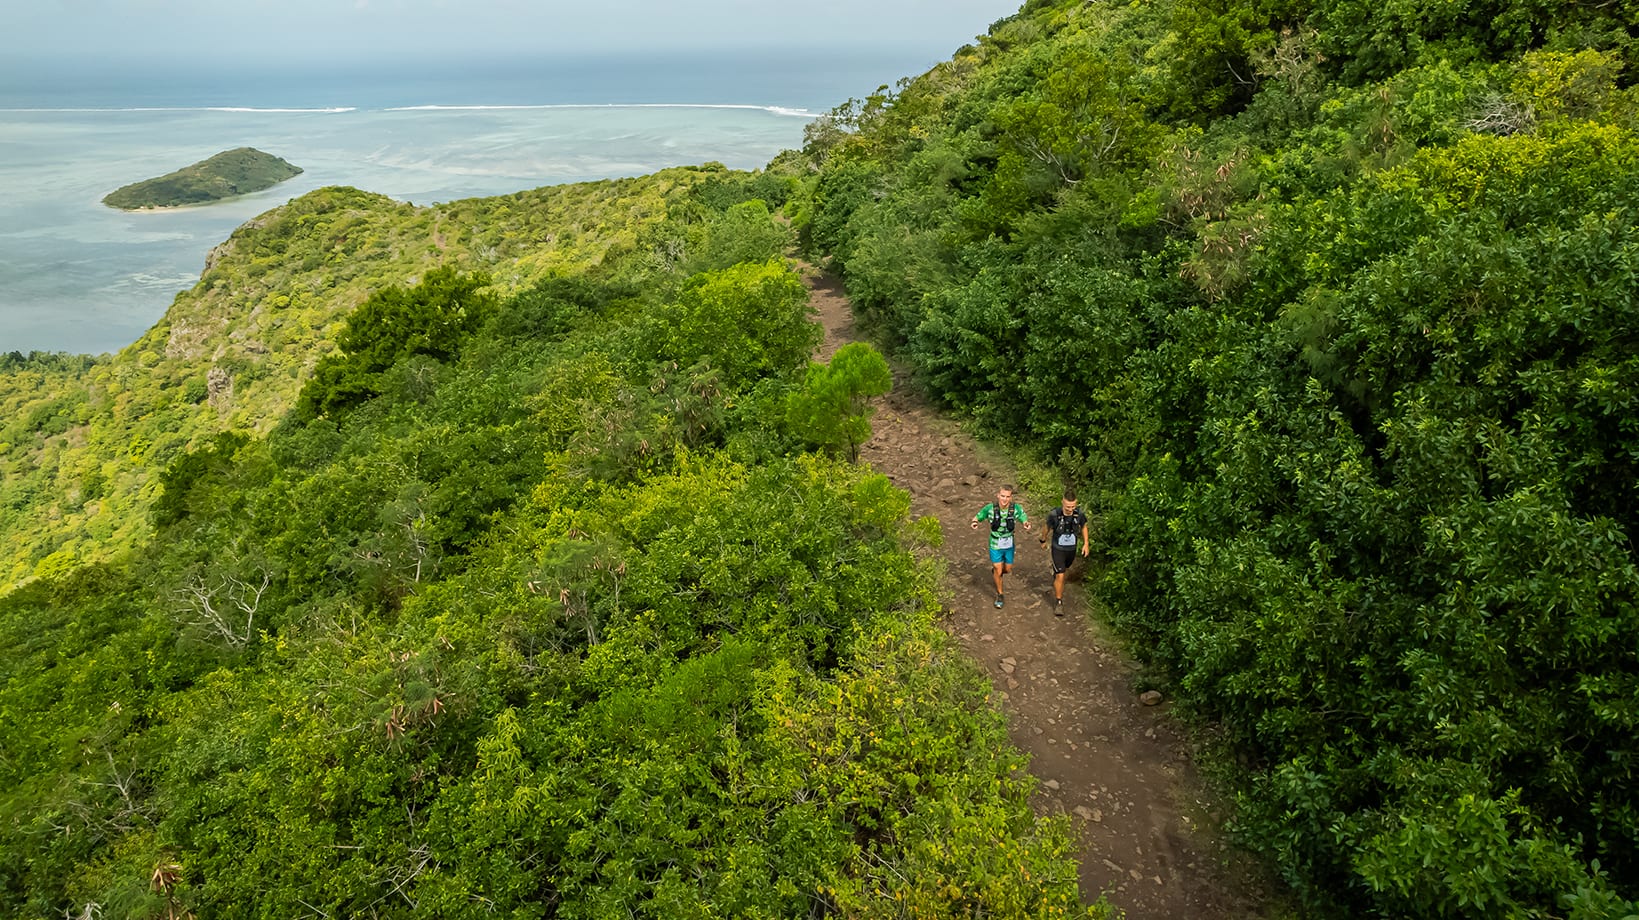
[1044,489,1089,614]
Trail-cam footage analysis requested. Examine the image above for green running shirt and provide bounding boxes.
[974,502,1027,551]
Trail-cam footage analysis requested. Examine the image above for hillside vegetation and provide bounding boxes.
[2,169,710,589]
[14,0,1639,914]
[2,165,1099,917]
[102,147,303,210]
[791,0,1638,916]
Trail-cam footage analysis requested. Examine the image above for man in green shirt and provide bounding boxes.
[971,484,1030,608]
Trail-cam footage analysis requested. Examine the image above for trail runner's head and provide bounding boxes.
[997,485,1015,507]
[1062,488,1078,514]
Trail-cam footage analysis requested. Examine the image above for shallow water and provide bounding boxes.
[0,51,917,354]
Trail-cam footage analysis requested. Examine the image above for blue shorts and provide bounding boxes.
[989,547,1016,565]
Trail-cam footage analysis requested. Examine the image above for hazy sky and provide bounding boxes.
[4,0,1022,62]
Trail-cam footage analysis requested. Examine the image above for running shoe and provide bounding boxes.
[994,594,1004,609]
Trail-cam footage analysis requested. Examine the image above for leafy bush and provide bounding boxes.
[2,185,1098,917]
[295,267,496,420]
[643,260,818,390]
[786,342,893,461]
[796,0,1639,914]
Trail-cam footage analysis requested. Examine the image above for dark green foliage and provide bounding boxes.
[151,431,251,527]
[295,267,496,420]
[795,0,1639,915]
[479,273,624,346]
[2,203,1095,915]
[803,159,886,271]
[692,169,799,211]
[0,351,99,373]
[0,563,209,917]
[1309,0,1639,84]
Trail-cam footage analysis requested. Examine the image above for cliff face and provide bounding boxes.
[0,167,716,589]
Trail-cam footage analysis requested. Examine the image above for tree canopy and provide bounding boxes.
[792,1,1639,916]
[0,164,1098,918]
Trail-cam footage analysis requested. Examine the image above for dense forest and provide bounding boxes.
[7,0,1639,915]
[793,0,1639,916]
[2,169,1098,916]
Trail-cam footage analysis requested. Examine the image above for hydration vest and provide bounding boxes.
[988,503,1021,533]
[1051,510,1081,537]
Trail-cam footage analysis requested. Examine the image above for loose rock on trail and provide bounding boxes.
[804,267,1267,920]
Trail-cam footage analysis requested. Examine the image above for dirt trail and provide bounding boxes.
[805,268,1262,919]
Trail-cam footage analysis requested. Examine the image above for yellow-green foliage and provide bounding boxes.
[0,166,723,591]
[0,174,1103,914]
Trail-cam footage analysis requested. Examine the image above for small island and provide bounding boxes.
[103,147,302,210]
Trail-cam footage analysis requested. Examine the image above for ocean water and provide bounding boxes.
[0,50,929,355]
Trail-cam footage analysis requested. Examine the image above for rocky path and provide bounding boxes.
[805,268,1264,919]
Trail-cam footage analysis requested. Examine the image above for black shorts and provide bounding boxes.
[1051,548,1077,574]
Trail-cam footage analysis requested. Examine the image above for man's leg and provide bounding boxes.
[1051,551,1073,611]
[991,562,1006,595]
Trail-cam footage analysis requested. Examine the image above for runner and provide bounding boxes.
[971,485,1030,608]
[1044,488,1090,615]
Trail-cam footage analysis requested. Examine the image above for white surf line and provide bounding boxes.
[4,103,817,117]
[2,106,358,114]
[382,103,817,117]
[204,106,357,113]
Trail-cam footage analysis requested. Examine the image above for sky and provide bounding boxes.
[2,0,1023,64]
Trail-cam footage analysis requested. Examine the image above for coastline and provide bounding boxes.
[4,97,814,354]
[106,185,297,214]
[108,197,264,213]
